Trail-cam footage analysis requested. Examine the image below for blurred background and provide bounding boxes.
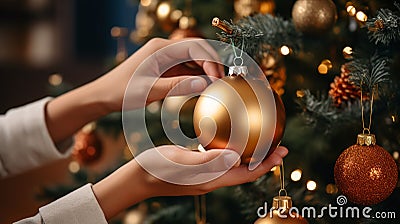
[1,0,399,224]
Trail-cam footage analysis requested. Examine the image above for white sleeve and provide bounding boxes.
[14,184,108,224]
[0,97,73,177]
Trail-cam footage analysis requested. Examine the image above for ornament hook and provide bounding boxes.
[230,38,245,66]
[360,82,376,135]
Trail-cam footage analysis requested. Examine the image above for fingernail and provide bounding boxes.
[223,151,240,168]
[191,79,206,92]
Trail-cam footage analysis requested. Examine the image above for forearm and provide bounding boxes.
[92,160,152,219]
[45,81,111,145]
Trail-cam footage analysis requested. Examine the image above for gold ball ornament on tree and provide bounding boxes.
[254,196,308,224]
[334,133,398,205]
[193,66,286,165]
[291,0,338,35]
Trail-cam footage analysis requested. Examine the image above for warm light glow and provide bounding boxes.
[296,90,305,98]
[307,180,317,191]
[157,2,171,19]
[392,115,396,123]
[179,16,190,29]
[291,169,302,182]
[347,6,356,16]
[68,161,80,173]
[318,59,333,74]
[130,132,142,143]
[356,11,368,22]
[170,10,183,22]
[326,184,338,194]
[393,151,399,160]
[48,73,63,86]
[147,101,160,113]
[280,45,290,56]
[270,166,277,172]
[171,119,179,129]
[140,0,152,7]
[343,46,353,55]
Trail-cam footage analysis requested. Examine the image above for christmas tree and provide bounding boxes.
[38,0,400,223]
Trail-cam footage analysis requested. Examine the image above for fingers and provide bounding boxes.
[135,145,241,185]
[205,146,288,189]
[148,76,207,102]
[153,39,224,79]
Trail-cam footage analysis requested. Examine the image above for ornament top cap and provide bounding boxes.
[272,195,292,210]
[357,133,376,146]
[228,66,248,76]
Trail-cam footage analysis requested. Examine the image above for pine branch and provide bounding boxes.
[366,2,400,46]
[347,52,390,93]
[296,90,361,132]
[214,14,301,60]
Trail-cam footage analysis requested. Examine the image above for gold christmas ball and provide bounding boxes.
[334,136,398,205]
[292,0,337,35]
[193,73,285,164]
[255,211,308,224]
[254,196,308,224]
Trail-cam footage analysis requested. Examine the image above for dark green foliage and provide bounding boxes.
[216,14,301,60]
[347,52,391,94]
[366,2,400,46]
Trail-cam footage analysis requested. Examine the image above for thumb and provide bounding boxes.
[198,149,241,169]
[149,76,207,101]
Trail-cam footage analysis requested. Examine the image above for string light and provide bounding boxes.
[157,2,171,19]
[391,115,396,123]
[318,59,333,75]
[170,10,183,22]
[356,11,368,22]
[393,151,399,160]
[346,5,356,16]
[296,90,305,98]
[342,46,353,59]
[147,101,160,113]
[291,169,302,181]
[280,45,290,55]
[68,161,80,173]
[48,73,63,86]
[325,184,338,194]
[306,180,317,191]
[140,0,152,7]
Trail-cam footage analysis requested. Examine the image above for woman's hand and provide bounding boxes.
[92,146,289,219]
[45,38,223,144]
[92,38,224,112]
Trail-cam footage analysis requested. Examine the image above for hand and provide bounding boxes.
[92,146,289,219]
[45,38,223,143]
[92,38,224,111]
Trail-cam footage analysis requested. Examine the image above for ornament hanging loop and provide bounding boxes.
[360,82,376,134]
[230,38,245,66]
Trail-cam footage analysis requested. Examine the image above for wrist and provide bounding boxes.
[92,159,154,219]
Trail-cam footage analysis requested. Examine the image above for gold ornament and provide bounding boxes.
[256,162,308,224]
[292,0,337,35]
[254,196,308,224]
[193,66,285,164]
[334,133,398,205]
